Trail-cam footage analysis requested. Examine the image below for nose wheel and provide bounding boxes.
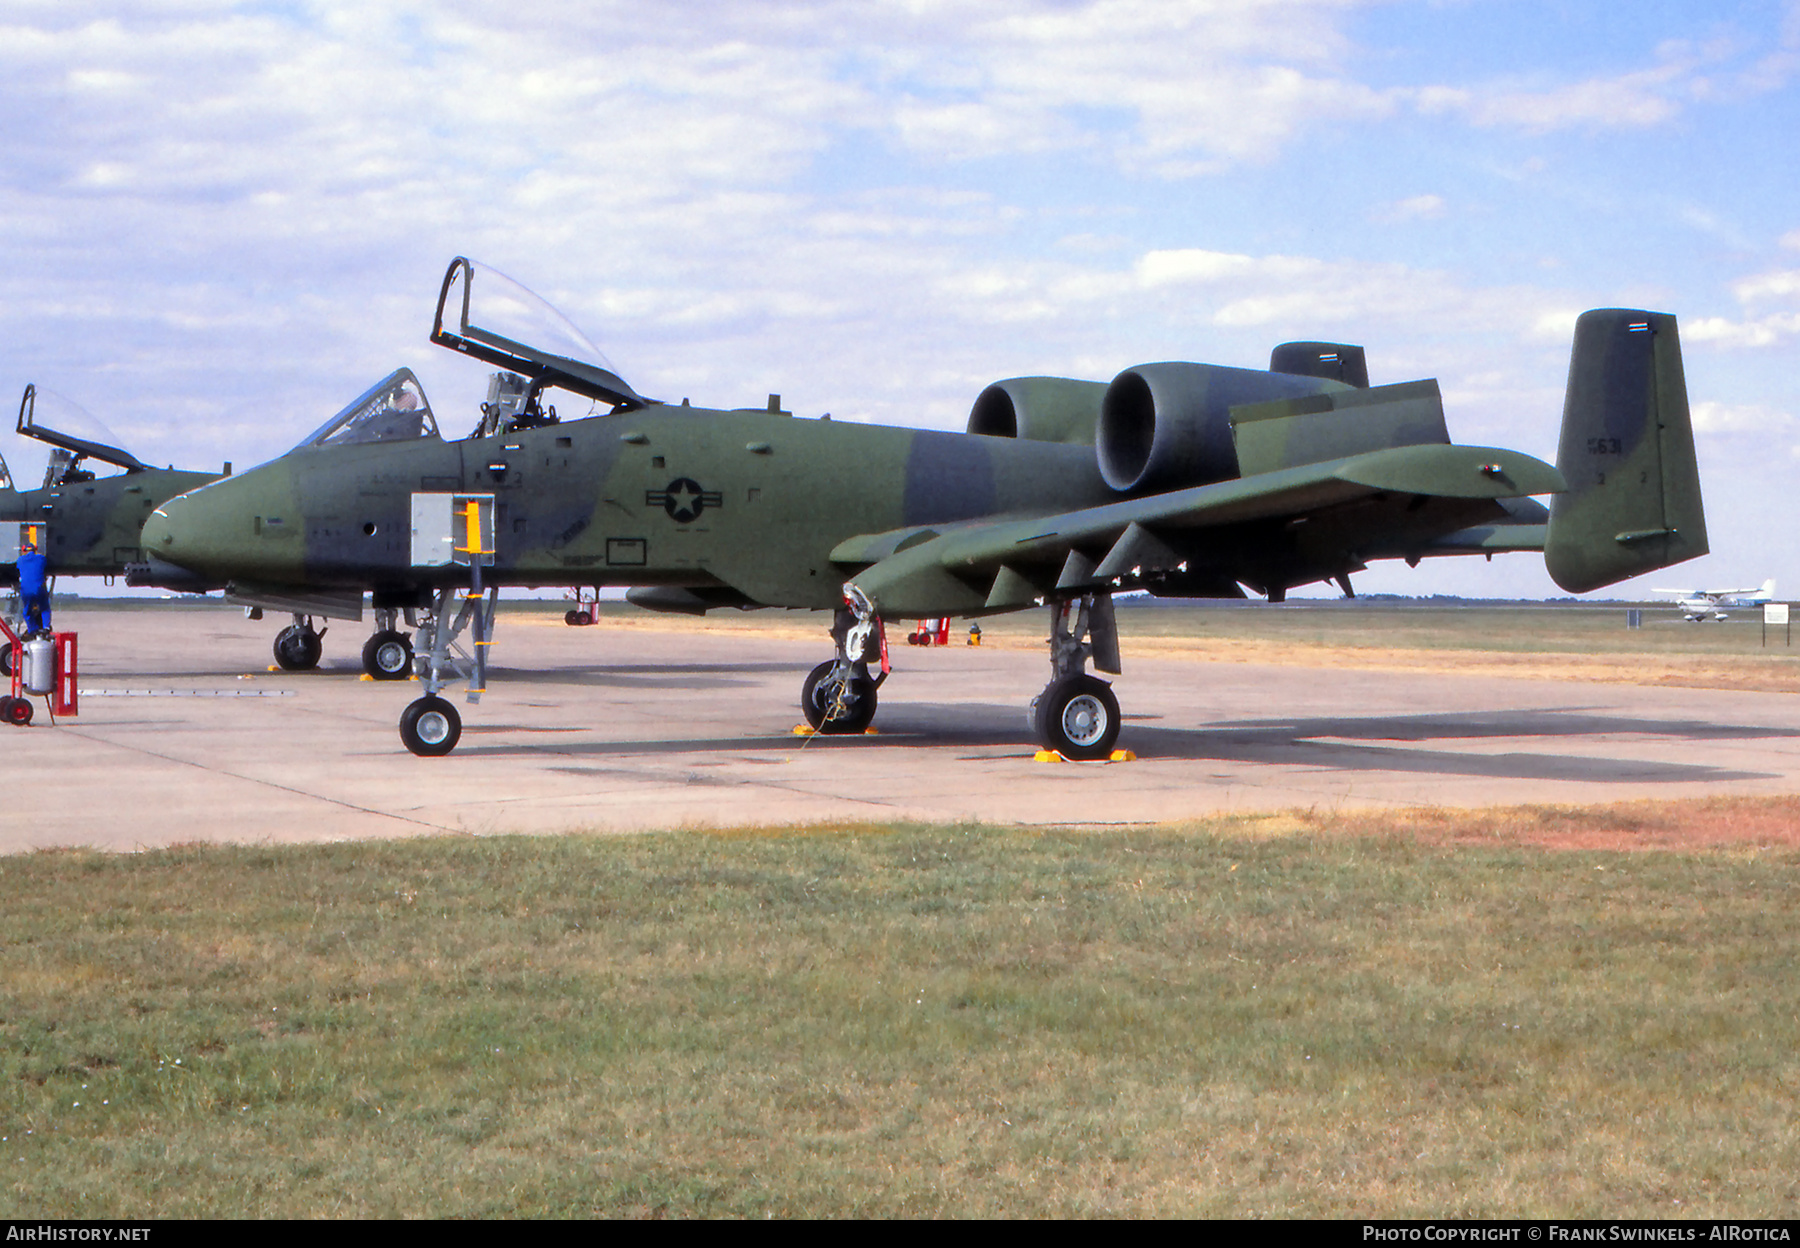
[394,583,496,756]
[399,695,461,756]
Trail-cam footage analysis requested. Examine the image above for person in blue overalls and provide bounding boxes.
[17,541,50,636]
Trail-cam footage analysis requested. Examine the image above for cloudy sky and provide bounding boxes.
[4,0,1797,598]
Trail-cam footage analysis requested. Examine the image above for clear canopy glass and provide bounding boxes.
[432,257,645,409]
[17,384,147,475]
[442,260,618,373]
[295,369,439,451]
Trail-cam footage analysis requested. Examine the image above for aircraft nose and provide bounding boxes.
[141,494,201,569]
[140,505,178,561]
[140,479,262,578]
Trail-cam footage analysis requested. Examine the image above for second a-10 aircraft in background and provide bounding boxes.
[1,385,220,674]
[141,257,1708,757]
[0,385,431,680]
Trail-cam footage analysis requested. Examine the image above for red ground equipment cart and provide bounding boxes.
[0,613,78,726]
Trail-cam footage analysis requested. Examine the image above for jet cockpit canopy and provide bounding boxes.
[431,256,649,411]
[17,384,151,487]
[294,368,439,451]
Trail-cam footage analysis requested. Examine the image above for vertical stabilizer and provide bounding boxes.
[1545,309,1707,593]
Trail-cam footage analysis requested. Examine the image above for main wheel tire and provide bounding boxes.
[3,696,34,727]
[362,629,413,680]
[801,660,878,734]
[0,642,12,678]
[399,696,461,756]
[273,625,323,671]
[1034,674,1120,761]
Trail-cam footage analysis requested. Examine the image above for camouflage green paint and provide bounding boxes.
[141,305,1706,626]
[1097,362,1348,492]
[1,466,218,584]
[1545,310,1708,593]
[1229,379,1448,478]
[966,376,1109,444]
[144,405,1118,611]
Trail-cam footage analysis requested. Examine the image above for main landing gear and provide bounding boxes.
[255,607,413,678]
[362,607,414,680]
[272,615,324,671]
[807,586,1126,756]
[397,585,495,756]
[801,587,886,734]
[1030,592,1123,761]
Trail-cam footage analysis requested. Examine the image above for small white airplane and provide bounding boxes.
[1653,579,1778,621]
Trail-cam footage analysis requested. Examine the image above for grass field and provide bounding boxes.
[5,807,1799,1218]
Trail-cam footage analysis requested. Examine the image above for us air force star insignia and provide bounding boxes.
[646,478,721,524]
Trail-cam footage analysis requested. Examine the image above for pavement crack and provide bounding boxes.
[57,727,460,834]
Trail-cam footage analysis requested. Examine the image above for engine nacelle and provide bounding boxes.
[1096,362,1345,493]
[967,376,1109,446]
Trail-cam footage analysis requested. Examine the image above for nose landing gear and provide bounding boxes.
[398,585,494,756]
[399,694,461,756]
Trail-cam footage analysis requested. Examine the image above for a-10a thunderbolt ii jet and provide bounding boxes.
[3,384,427,680]
[141,257,1707,757]
[1,385,220,674]
[126,368,465,679]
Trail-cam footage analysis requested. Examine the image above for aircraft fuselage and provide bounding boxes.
[2,466,218,585]
[143,404,1518,613]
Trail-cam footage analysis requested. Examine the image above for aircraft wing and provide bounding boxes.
[836,443,1564,616]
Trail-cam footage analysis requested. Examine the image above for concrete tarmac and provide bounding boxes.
[5,604,1799,852]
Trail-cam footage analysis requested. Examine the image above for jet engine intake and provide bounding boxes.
[967,377,1109,446]
[1096,363,1342,494]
